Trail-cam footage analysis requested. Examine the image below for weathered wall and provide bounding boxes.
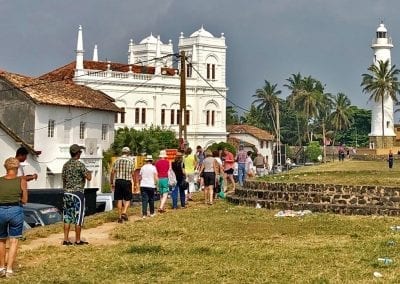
[227,181,400,215]
[0,79,35,144]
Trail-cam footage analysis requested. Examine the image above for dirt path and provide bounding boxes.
[20,216,141,251]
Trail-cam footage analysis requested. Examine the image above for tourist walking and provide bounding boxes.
[213,150,225,199]
[254,153,266,177]
[388,150,394,169]
[183,147,197,201]
[0,158,27,277]
[155,150,170,213]
[223,147,236,191]
[236,145,247,187]
[195,145,205,190]
[199,150,219,205]
[15,146,38,182]
[171,152,186,209]
[110,147,135,223]
[139,155,158,218]
[246,151,254,178]
[62,144,92,245]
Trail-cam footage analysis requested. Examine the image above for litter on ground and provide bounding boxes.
[274,210,312,217]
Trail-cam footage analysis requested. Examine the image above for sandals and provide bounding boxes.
[75,240,89,245]
[121,213,129,221]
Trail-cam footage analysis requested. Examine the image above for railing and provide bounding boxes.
[84,69,155,81]
[372,37,393,45]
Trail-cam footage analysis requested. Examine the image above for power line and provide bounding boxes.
[0,53,179,111]
[0,54,179,138]
[185,57,250,113]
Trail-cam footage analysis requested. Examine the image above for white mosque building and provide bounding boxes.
[368,22,396,149]
[42,25,228,150]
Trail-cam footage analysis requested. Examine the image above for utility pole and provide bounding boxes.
[179,51,187,149]
[276,101,281,170]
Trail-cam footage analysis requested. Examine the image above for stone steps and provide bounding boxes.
[227,181,400,215]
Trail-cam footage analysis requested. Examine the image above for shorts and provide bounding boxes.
[203,172,216,187]
[224,168,234,175]
[114,179,133,201]
[0,205,23,239]
[63,191,85,226]
[158,178,169,194]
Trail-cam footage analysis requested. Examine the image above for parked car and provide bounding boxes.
[23,203,62,228]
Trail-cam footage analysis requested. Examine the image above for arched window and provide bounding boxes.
[206,55,218,80]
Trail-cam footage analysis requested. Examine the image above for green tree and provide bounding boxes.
[252,80,282,134]
[305,141,322,162]
[241,105,268,130]
[291,76,325,142]
[329,93,353,145]
[361,59,400,145]
[226,105,239,125]
[284,73,305,146]
[336,106,371,147]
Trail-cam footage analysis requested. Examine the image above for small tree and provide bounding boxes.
[305,141,322,162]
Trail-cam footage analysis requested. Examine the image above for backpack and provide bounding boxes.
[168,168,177,187]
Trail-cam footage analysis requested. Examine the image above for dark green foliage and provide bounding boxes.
[305,141,322,162]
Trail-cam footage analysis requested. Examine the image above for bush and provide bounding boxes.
[305,141,322,162]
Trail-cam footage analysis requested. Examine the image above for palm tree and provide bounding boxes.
[226,106,239,125]
[252,80,282,134]
[291,76,325,142]
[361,59,400,146]
[329,93,353,145]
[284,73,304,146]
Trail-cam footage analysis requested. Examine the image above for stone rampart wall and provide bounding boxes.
[227,181,400,215]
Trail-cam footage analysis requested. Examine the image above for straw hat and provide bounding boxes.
[159,150,167,158]
[145,155,153,161]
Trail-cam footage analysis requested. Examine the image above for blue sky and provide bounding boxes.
[1,0,400,116]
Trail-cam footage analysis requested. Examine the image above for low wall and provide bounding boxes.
[226,181,400,215]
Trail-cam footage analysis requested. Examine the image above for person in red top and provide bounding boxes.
[223,147,235,191]
[155,150,170,213]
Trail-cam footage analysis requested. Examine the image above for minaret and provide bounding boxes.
[75,25,85,77]
[155,35,161,75]
[370,22,396,145]
[92,44,98,61]
[128,39,135,65]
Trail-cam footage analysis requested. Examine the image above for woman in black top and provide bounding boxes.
[171,152,186,208]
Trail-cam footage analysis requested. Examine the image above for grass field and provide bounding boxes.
[262,160,400,186]
[7,160,400,283]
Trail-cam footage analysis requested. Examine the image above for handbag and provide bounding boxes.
[168,168,177,187]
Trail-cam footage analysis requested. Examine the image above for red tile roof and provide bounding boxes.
[39,60,177,82]
[227,124,274,141]
[0,71,120,113]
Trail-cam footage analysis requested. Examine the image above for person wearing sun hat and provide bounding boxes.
[155,150,170,213]
[139,154,158,218]
[110,146,135,223]
[61,144,92,245]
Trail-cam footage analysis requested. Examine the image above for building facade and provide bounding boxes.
[0,71,119,189]
[42,25,228,150]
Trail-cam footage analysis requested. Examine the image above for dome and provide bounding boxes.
[139,33,162,44]
[190,26,214,38]
[377,23,387,33]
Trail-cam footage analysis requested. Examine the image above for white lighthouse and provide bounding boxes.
[369,22,395,148]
